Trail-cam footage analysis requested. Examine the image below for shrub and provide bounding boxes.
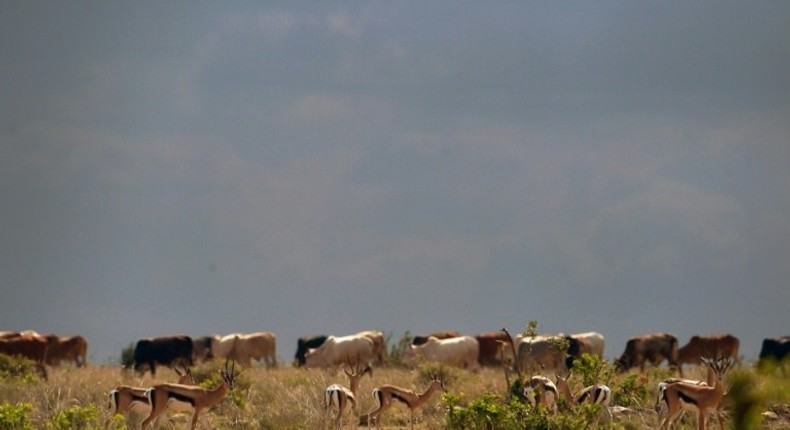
[0,354,41,383]
[0,402,34,430]
[612,373,649,408]
[48,405,100,430]
[569,353,614,387]
[387,331,413,367]
[119,343,135,369]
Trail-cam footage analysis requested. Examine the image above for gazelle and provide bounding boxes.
[655,372,712,417]
[555,374,611,420]
[366,376,446,430]
[141,359,241,430]
[325,359,372,429]
[108,363,195,428]
[659,356,733,430]
[521,375,559,413]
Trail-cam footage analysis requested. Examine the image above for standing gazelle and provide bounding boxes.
[659,356,733,430]
[108,363,195,429]
[366,376,446,430]
[141,359,241,430]
[325,359,372,429]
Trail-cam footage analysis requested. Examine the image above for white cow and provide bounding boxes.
[305,334,375,369]
[210,333,240,360]
[517,336,570,376]
[570,332,605,358]
[209,332,277,367]
[403,335,479,369]
[356,330,388,365]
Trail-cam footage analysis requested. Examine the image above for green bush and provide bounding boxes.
[119,343,135,369]
[569,353,614,387]
[0,354,42,383]
[612,373,649,408]
[444,389,612,429]
[0,402,34,430]
[387,331,413,367]
[48,405,100,430]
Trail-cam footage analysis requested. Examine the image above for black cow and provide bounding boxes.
[131,335,193,375]
[294,334,328,367]
[759,336,790,364]
[615,333,679,372]
[191,335,214,362]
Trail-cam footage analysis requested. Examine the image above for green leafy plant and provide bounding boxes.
[612,372,649,408]
[0,354,41,383]
[387,331,413,367]
[0,402,34,430]
[48,405,100,430]
[570,353,614,387]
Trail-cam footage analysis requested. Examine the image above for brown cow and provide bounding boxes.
[45,335,88,367]
[474,331,511,366]
[0,334,49,379]
[615,333,679,372]
[677,334,739,376]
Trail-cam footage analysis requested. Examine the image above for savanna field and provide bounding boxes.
[2,349,790,430]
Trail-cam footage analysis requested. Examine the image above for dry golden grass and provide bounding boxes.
[2,360,790,429]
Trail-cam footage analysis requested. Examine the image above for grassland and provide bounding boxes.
[1,356,790,429]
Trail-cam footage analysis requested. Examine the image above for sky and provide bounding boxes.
[1,2,789,365]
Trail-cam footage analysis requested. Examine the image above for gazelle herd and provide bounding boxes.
[105,347,737,430]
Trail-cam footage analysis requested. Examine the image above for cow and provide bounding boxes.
[759,336,790,365]
[676,334,740,376]
[356,330,388,365]
[208,332,277,367]
[44,335,88,367]
[615,333,679,372]
[516,335,577,376]
[229,332,277,368]
[570,332,605,358]
[474,331,511,366]
[0,333,49,379]
[403,335,480,369]
[210,333,241,362]
[130,335,193,376]
[0,331,21,339]
[411,330,461,346]
[192,336,214,363]
[304,334,375,369]
[294,334,329,367]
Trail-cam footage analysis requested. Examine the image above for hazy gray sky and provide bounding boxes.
[2,2,788,364]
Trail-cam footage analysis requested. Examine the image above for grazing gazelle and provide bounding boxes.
[325,358,372,429]
[659,356,733,430]
[108,362,195,428]
[141,359,241,430]
[521,375,559,413]
[366,376,446,429]
[555,374,611,420]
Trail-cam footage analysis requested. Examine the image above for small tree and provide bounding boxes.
[120,343,135,369]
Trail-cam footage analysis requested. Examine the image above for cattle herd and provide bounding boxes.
[2,329,790,376]
[2,328,790,429]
